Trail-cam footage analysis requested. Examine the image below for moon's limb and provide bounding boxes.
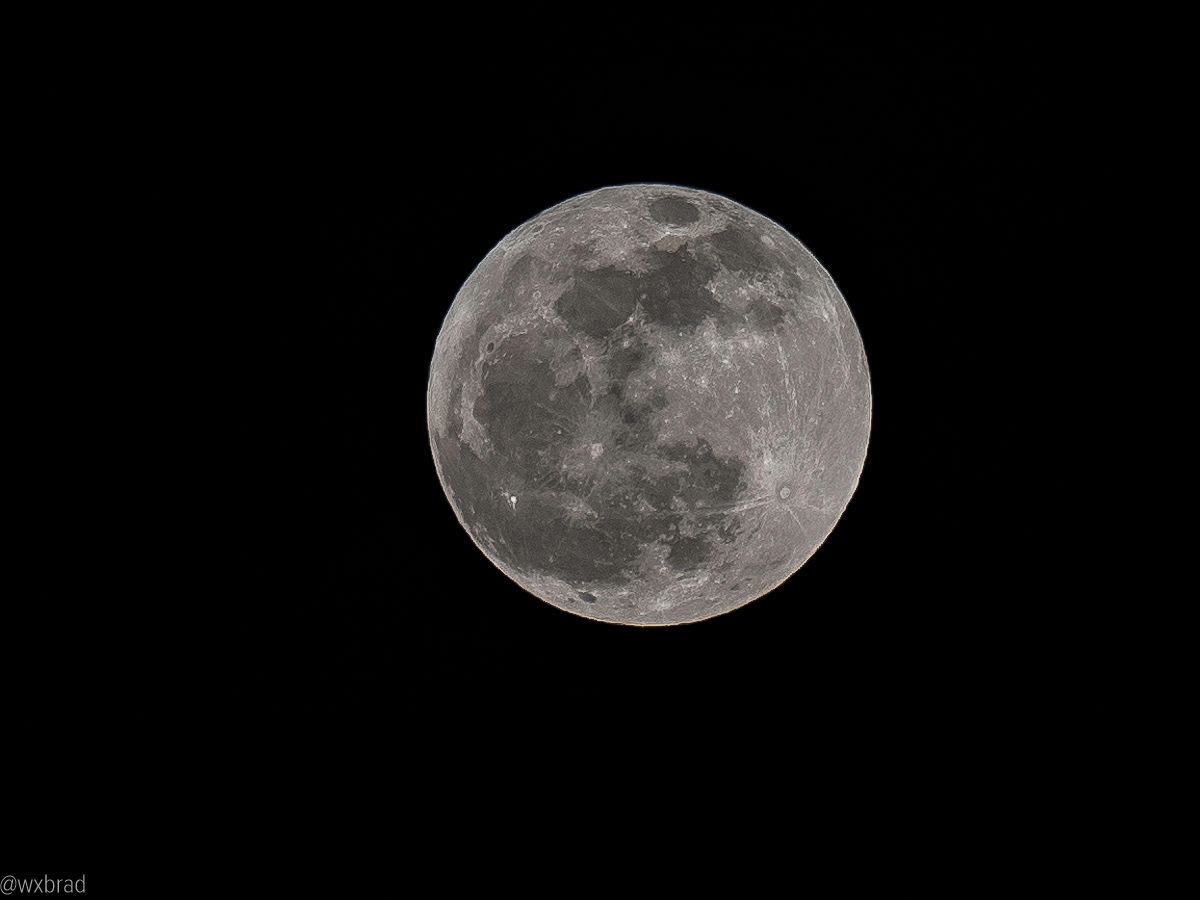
[428,184,871,625]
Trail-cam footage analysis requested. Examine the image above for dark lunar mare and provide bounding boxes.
[435,241,760,590]
[648,197,701,225]
[555,247,723,334]
[435,342,749,587]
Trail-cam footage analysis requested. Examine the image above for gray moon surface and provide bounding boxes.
[427,185,871,625]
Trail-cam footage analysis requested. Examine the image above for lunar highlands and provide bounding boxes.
[428,185,870,625]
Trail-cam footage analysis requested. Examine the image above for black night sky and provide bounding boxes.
[21,12,1135,758]
[208,14,1133,747]
[4,9,1152,885]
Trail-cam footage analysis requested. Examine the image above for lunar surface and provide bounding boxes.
[427,185,871,625]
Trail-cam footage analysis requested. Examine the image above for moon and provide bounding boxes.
[427,185,871,625]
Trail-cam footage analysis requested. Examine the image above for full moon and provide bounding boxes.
[428,185,871,625]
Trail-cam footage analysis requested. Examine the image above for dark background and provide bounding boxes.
[2,10,1150,889]
[215,12,1128,746]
